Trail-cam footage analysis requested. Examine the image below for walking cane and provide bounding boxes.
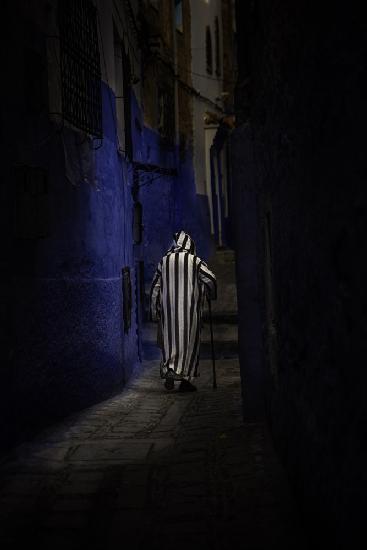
[207,297,217,390]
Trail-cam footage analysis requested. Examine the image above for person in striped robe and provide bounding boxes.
[150,230,217,392]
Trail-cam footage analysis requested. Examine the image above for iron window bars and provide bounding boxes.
[58,0,102,137]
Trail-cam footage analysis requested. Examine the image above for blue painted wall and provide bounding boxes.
[137,128,214,281]
[3,75,140,446]
[2,17,213,449]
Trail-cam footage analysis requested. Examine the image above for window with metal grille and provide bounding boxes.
[206,26,213,75]
[58,0,102,137]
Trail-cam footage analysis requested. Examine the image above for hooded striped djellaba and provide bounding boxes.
[150,230,217,381]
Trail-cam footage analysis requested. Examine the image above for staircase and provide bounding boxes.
[201,248,238,359]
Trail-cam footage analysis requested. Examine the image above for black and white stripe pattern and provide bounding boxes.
[150,231,217,380]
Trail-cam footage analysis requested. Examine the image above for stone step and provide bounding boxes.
[142,340,238,361]
[208,284,238,312]
[210,247,235,262]
[202,311,238,324]
[142,322,238,344]
[142,318,238,362]
[201,323,238,342]
[200,341,238,359]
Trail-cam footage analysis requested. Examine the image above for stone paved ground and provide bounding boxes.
[0,251,309,549]
[0,360,307,550]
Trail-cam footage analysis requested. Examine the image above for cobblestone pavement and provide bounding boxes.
[0,360,307,550]
[0,251,308,549]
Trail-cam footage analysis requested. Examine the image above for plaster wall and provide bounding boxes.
[232,1,367,545]
[1,0,215,451]
[190,0,223,198]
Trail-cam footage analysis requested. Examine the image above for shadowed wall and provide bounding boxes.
[232,1,366,546]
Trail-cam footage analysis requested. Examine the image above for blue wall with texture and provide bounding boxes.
[1,10,214,449]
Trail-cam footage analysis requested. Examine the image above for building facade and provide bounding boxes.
[190,0,236,248]
[1,0,235,449]
[2,0,141,448]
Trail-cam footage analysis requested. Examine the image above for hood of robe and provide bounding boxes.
[171,230,197,255]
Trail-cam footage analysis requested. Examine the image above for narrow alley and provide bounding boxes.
[1,1,365,548]
[0,250,305,549]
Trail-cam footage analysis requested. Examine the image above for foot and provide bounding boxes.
[164,377,175,391]
[179,379,197,392]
